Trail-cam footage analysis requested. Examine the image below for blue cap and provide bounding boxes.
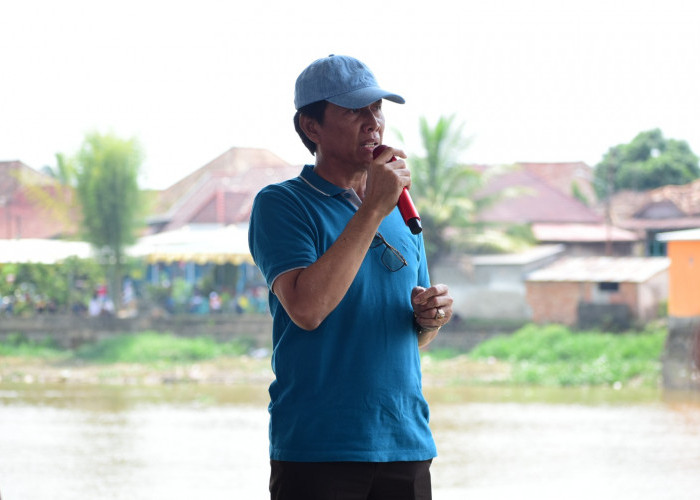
[294,55,405,110]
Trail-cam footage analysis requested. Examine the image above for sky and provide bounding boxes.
[2,0,699,190]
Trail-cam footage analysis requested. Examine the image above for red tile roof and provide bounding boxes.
[609,179,700,232]
[0,161,78,239]
[149,147,300,233]
[611,179,700,217]
[476,164,603,224]
[518,161,597,204]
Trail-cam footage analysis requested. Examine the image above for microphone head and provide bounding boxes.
[372,144,390,159]
[408,218,422,235]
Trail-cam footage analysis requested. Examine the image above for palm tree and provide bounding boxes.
[22,153,79,234]
[400,115,533,265]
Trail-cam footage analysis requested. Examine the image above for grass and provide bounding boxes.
[0,333,66,359]
[468,323,667,387]
[0,331,253,365]
[74,331,251,364]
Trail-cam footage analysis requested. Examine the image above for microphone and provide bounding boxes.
[373,145,422,235]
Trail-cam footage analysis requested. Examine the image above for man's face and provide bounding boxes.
[316,100,385,168]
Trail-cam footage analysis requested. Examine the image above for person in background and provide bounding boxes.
[248,54,454,500]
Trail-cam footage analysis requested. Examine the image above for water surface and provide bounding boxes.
[1,383,699,500]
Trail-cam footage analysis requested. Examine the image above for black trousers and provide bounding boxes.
[269,459,432,500]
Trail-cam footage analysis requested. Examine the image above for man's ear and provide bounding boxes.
[299,114,321,145]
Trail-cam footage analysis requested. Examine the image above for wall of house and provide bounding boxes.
[637,271,669,322]
[667,240,700,317]
[432,246,564,321]
[555,241,640,258]
[525,281,583,326]
[587,281,638,309]
[527,276,667,328]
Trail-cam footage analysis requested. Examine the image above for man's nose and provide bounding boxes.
[362,109,381,130]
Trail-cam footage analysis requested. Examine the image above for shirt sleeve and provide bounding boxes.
[248,184,318,289]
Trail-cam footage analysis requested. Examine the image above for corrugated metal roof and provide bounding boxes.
[532,222,639,243]
[657,228,700,242]
[526,256,669,283]
[471,244,565,266]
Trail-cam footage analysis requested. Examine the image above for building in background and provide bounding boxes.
[525,256,669,330]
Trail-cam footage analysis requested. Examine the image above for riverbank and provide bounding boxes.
[0,354,513,387]
[2,323,680,388]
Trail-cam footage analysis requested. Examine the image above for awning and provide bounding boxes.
[0,239,93,264]
[128,224,254,265]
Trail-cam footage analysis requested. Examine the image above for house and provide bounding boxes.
[531,222,640,257]
[0,160,78,239]
[432,244,565,321]
[514,161,598,206]
[146,147,300,234]
[1,150,300,302]
[475,162,641,256]
[131,147,301,294]
[609,179,700,255]
[525,256,669,330]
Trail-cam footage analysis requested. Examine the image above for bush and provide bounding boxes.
[74,331,251,364]
[0,257,106,315]
[469,323,667,387]
[0,332,64,358]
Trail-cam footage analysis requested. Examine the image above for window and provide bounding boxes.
[599,282,620,292]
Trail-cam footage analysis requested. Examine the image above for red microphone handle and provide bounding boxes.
[373,145,422,234]
[397,188,422,234]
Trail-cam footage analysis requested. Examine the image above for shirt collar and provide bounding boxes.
[299,165,362,208]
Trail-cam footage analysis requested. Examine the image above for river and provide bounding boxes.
[1,383,699,500]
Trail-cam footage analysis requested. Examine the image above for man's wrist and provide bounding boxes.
[413,315,439,336]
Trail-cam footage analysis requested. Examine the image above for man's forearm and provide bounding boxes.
[273,204,384,330]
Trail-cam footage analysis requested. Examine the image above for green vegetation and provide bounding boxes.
[594,128,699,196]
[72,131,146,310]
[74,331,251,364]
[2,324,669,387]
[401,115,534,266]
[0,257,106,315]
[0,333,65,359]
[469,323,667,387]
[0,331,252,365]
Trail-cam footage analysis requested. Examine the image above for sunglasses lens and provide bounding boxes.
[372,232,407,272]
[381,247,407,272]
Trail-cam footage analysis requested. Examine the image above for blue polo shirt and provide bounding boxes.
[248,165,436,462]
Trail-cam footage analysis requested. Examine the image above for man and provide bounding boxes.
[248,54,454,500]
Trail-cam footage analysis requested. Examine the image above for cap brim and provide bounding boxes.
[327,87,405,109]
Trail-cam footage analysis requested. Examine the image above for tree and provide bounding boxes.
[399,115,531,265]
[25,153,79,231]
[41,152,76,186]
[594,128,700,198]
[73,131,144,309]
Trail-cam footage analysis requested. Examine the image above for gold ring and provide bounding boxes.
[435,308,446,320]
